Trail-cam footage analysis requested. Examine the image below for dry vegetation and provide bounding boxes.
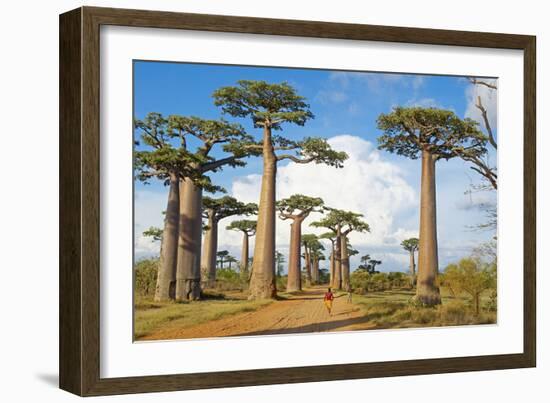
[351,287,496,329]
[134,291,272,340]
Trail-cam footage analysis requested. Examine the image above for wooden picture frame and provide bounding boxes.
[59,6,536,396]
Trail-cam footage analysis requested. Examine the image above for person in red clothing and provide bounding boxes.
[323,287,335,315]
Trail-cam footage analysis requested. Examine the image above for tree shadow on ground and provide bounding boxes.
[231,314,379,336]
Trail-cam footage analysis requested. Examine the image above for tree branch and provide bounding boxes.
[475,96,497,150]
[201,156,238,172]
[468,77,498,90]
[276,154,315,164]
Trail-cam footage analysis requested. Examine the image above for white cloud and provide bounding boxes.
[134,189,166,257]
[135,234,160,258]
[228,135,417,258]
[464,78,498,135]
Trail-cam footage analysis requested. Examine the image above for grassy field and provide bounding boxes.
[351,287,496,329]
[134,290,272,340]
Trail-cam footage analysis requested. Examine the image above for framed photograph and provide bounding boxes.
[59,6,536,396]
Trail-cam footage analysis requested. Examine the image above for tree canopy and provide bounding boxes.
[134,112,202,185]
[142,226,162,242]
[276,194,324,220]
[212,80,314,129]
[134,112,260,192]
[401,237,419,253]
[212,80,348,167]
[226,219,257,235]
[168,115,258,173]
[202,196,257,222]
[377,107,488,161]
[311,208,370,236]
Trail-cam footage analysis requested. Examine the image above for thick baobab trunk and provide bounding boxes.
[333,234,342,289]
[201,212,218,288]
[175,178,203,301]
[340,235,350,290]
[416,150,441,305]
[409,250,417,288]
[240,232,249,275]
[249,126,277,299]
[286,219,302,292]
[154,172,179,301]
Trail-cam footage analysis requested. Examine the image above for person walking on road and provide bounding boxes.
[324,287,335,315]
[347,284,353,303]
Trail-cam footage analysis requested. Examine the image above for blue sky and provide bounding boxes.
[133,60,497,273]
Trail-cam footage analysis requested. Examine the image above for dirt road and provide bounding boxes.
[141,286,376,341]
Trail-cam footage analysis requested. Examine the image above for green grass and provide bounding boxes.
[351,287,496,329]
[134,294,272,339]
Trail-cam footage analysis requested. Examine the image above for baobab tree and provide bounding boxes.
[377,106,487,305]
[168,116,258,301]
[134,113,201,302]
[276,194,324,292]
[312,209,370,290]
[368,259,382,272]
[213,80,348,299]
[201,196,257,286]
[142,226,162,242]
[216,250,230,269]
[310,243,326,284]
[401,237,419,287]
[226,255,238,270]
[319,232,337,288]
[226,219,257,276]
[301,234,320,287]
[358,254,371,270]
[275,251,285,278]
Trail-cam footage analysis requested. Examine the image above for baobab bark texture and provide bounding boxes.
[333,234,342,289]
[416,150,441,305]
[201,212,218,287]
[175,178,203,301]
[286,219,303,292]
[340,235,351,290]
[240,232,250,275]
[249,125,277,299]
[154,172,180,301]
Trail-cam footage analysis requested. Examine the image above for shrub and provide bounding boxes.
[371,273,389,291]
[444,258,496,315]
[387,272,408,289]
[350,270,370,292]
[437,301,470,325]
[276,275,287,292]
[134,258,158,297]
[214,268,246,291]
[410,307,438,324]
[486,289,498,312]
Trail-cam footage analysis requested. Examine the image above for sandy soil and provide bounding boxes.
[140,286,376,341]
